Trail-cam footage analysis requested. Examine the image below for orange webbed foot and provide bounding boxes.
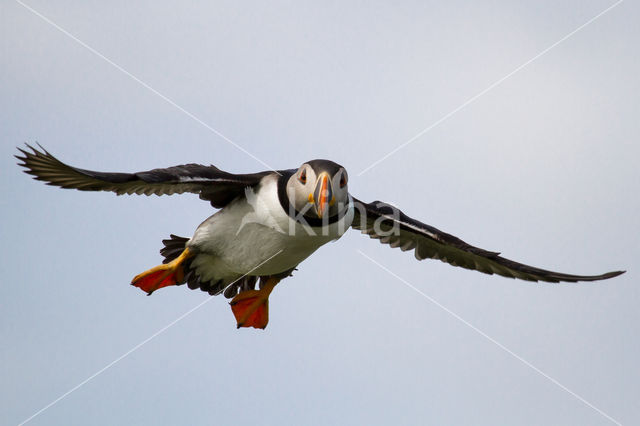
[131,248,192,295]
[229,278,279,329]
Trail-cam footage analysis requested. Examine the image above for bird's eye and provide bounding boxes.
[340,174,347,188]
[299,169,307,184]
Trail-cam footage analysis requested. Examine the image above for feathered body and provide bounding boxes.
[187,174,354,294]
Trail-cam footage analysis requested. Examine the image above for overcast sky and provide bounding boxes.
[1,1,639,425]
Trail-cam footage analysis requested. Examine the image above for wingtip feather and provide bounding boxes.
[604,270,626,279]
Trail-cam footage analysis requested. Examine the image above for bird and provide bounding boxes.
[16,144,625,329]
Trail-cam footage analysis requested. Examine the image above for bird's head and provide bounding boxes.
[286,159,349,219]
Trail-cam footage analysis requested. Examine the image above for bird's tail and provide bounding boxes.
[158,234,228,295]
[160,234,190,264]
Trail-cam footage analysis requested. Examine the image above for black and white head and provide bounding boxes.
[286,159,349,219]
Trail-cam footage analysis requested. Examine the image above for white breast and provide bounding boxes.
[187,175,354,282]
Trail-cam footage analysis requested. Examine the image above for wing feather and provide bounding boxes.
[16,144,276,208]
[351,197,624,283]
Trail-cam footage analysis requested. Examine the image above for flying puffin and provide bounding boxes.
[16,145,625,329]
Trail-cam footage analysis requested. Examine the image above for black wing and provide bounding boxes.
[351,197,624,283]
[16,144,278,208]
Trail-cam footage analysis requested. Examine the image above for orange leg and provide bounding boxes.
[131,248,193,295]
[229,277,280,329]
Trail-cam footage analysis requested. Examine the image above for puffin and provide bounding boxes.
[16,144,625,329]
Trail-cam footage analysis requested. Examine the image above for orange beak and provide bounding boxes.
[313,172,333,218]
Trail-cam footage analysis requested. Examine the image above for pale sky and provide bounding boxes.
[1,1,639,425]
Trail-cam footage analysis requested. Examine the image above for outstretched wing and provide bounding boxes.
[16,144,277,208]
[351,197,624,283]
